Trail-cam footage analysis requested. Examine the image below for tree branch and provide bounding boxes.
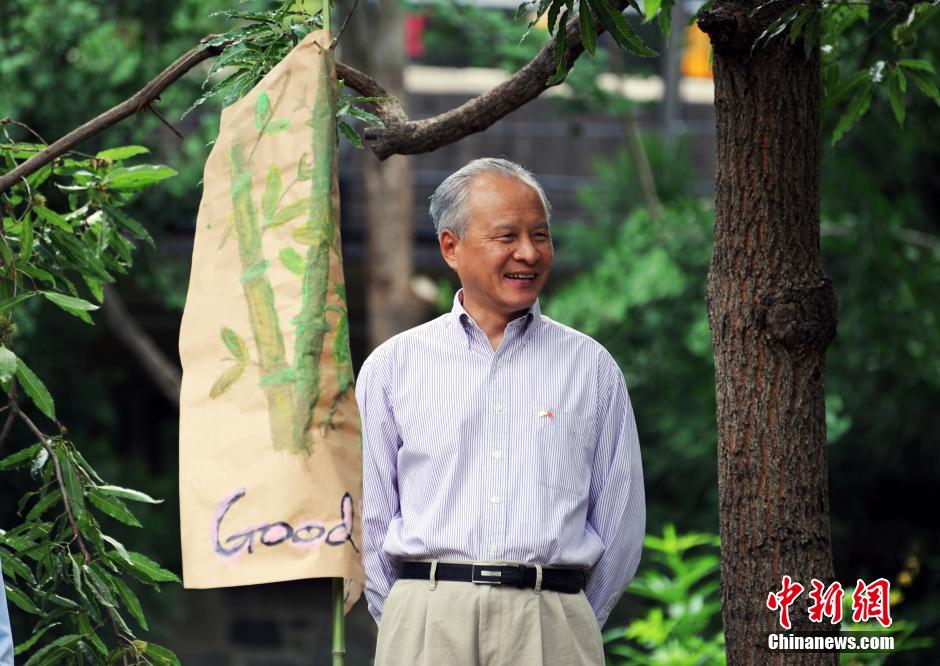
[361,5,617,159]
[0,38,229,195]
[101,284,181,409]
[1,3,616,188]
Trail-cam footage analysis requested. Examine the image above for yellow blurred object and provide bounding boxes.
[897,570,913,587]
[682,24,713,79]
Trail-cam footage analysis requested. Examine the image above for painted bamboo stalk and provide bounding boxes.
[290,44,338,451]
[228,143,296,451]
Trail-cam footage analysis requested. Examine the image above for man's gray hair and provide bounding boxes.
[429,157,552,239]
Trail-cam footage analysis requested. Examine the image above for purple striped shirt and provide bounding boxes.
[356,289,645,627]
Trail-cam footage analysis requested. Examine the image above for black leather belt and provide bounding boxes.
[399,561,586,594]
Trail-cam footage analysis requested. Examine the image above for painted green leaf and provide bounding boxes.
[14,359,56,420]
[279,247,305,276]
[105,165,177,190]
[259,367,296,388]
[269,199,308,228]
[262,165,282,227]
[333,283,347,304]
[96,145,150,161]
[0,346,16,385]
[332,314,354,392]
[292,226,325,245]
[264,118,290,135]
[221,327,248,361]
[297,153,313,181]
[255,91,273,129]
[89,490,142,527]
[95,484,163,504]
[209,360,247,399]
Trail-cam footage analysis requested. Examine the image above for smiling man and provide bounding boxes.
[356,158,645,665]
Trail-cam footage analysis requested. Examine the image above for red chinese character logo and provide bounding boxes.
[767,575,805,630]
[807,579,844,624]
[851,578,892,627]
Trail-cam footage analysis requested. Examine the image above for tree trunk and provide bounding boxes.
[699,2,839,664]
[336,0,423,348]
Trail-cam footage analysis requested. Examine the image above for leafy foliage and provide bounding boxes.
[604,525,725,665]
[1,127,181,663]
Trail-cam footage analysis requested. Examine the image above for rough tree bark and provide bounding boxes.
[337,0,424,347]
[699,1,839,663]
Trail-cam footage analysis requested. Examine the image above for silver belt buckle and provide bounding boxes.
[471,564,502,585]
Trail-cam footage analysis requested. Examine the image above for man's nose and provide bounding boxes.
[513,236,540,263]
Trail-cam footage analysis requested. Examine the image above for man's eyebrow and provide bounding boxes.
[491,223,516,232]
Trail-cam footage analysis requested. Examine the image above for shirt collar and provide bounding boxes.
[449,288,542,347]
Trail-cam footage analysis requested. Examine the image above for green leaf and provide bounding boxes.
[546,8,570,85]
[25,489,63,522]
[579,3,597,56]
[96,145,150,161]
[14,359,56,420]
[95,484,163,504]
[4,582,40,614]
[906,68,940,106]
[269,199,308,228]
[644,0,662,22]
[112,550,181,584]
[221,327,249,361]
[58,454,86,515]
[22,633,83,666]
[888,67,905,127]
[13,622,59,655]
[141,641,182,666]
[18,264,56,286]
[0,345,16,385]
[255,91,274,129]
[103,205,155,247]
[262,165,282,227]
[0,291,38,314]
[279,247,305,275]
[264,118,290,135]
[105,165,177,190]
[19,213,34,262]
[83,563,117,607]
[33,206,72,231]
[586,0,658,57]
[41,291,99,312]
[111,574,148,630]
[209,360,247,399]
[338,120,362,149]
[345,105,384,127]
[1,552,36,585]
[831,81,872,145]
[898,58,934,73]
[89,490,142,527]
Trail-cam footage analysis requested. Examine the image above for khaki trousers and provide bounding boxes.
[374,579,605,666]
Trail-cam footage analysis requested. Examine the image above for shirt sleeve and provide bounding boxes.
[583,353,646,628]
[0,557,14,666]
[355,350,402,626]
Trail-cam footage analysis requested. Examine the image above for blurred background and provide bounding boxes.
[1,0,937,663]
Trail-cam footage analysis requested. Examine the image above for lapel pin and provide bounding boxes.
[538,409,554,419]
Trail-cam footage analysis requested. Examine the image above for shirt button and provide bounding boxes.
[494,404,503,412]
[489,544,497,554]
[492,451,502,459]
[490,495,499,504]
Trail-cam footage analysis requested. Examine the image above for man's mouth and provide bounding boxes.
[504,272,537,281]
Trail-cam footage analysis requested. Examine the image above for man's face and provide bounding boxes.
[440,172,553,322]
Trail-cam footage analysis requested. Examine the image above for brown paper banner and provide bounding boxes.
[178,30,363,612]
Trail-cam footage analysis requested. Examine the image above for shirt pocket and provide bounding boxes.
[533,408,594,497]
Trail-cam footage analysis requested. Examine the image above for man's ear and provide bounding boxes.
[439,230,460,272]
